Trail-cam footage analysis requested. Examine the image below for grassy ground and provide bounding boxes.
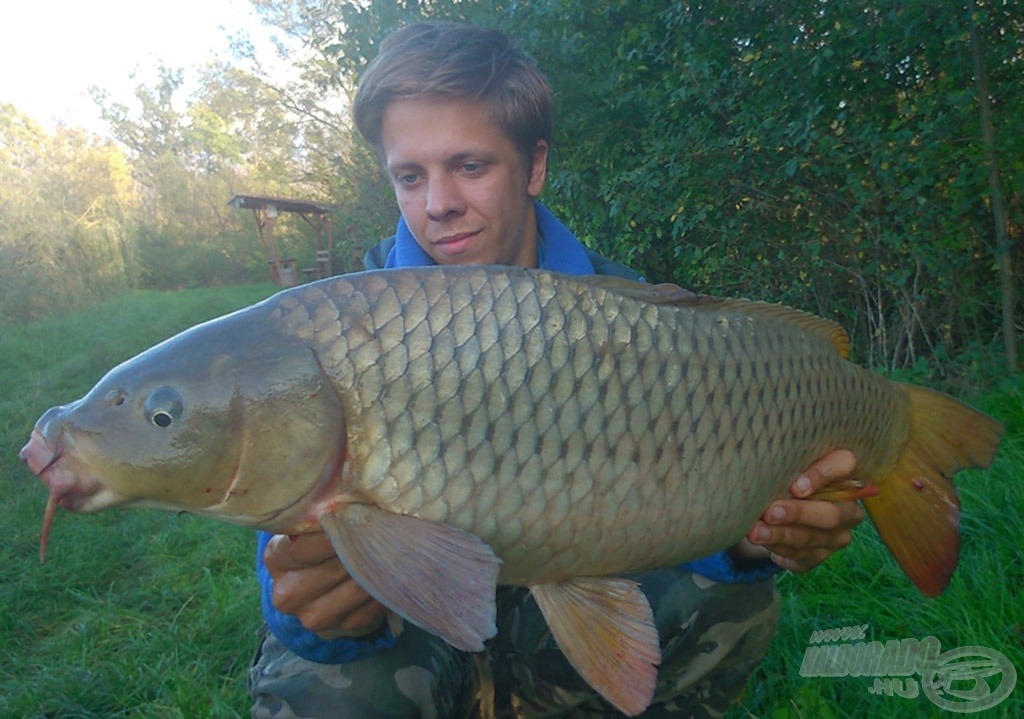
[1,284,1021,718]
[734,422,1024,718]
[1,285,276,718]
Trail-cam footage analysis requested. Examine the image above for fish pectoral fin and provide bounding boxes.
[318,504,501,651]
[530,577,661,717]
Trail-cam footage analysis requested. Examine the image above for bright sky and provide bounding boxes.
[1,0,287,134]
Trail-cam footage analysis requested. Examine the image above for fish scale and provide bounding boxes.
[21,265,1003,716]
[285,269,858,583]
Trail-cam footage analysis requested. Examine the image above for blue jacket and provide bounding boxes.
[257,201,778,663]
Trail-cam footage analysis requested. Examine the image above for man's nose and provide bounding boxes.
[425,175,465,221]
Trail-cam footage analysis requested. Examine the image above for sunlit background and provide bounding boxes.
[1,0,286,134]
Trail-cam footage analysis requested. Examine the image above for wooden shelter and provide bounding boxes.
[227,194,337,287]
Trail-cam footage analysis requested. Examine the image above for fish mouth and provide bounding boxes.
[20,428,60,476]
[20,429,115,562]
[20,429,105,507]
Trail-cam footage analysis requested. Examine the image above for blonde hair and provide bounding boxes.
[353,22,553,163]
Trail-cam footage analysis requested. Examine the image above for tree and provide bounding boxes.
[12,0,1018,378]
[0,104,139,323]
[248,0,1021,375]
[969,0,1017,372]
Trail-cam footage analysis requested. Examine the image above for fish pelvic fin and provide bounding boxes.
[318,504,501,651]
[864,383,1003,597]
[530,577,661,716]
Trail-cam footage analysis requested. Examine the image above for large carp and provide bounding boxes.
[20,266,1002,715]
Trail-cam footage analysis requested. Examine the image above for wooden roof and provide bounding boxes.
[226,194,336,215]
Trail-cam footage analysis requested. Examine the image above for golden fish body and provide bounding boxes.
[293,268,896,584]
[21,266,1003,716]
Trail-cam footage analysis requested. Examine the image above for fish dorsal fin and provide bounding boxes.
[318,503,501,652]
[530,577,661,716]
[700,298,852,358]
[580,275,700,306]
[580,276,850,359]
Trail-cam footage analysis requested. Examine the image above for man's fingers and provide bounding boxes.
[764,497,865,532]
[264,532,337,572]
[271,558,352,615]
[270,561,384,634]
[745,449,862,573]
[751,521,854,553]
[792,449,857,497]
[264,531,386,636]
[286,579,384,636]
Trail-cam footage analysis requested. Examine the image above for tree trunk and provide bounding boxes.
[969,3,1017,373]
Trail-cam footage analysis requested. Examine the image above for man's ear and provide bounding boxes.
[527,140,549,197]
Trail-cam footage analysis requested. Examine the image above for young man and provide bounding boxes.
[250,22,862,718]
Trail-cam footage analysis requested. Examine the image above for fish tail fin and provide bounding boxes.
[862,383,1003,597]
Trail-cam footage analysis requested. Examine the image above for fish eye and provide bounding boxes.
[144,386,184,429]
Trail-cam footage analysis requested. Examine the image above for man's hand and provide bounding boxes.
[264,533,386,639]
[734,450,865,573]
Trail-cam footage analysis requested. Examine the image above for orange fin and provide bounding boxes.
[864,384,1003,597]
[530,577,661,716]
[318,504,501,651]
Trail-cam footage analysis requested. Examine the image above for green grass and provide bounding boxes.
[732,386,1024,718]
[1,284,276,719]
[2,284,1021,718]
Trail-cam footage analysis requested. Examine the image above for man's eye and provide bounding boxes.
[395,173,419,186]
[462,162,484,174]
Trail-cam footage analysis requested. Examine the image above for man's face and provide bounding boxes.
[380,97,548,268]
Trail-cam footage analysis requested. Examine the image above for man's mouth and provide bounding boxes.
[432,230,481,256]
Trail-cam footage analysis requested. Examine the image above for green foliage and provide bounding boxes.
[94,65,298,289]
[259,0,1021,376]
[4,0,1022,361]
[497,0,1022,372]
[0,105,140,323]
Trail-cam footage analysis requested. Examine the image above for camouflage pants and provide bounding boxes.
[248,568,779,719]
